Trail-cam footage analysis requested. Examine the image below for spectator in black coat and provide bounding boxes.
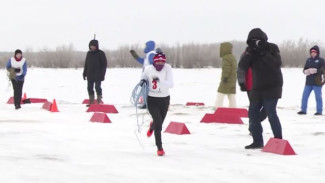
[83,39,108,106]
[238,28,283,149]
[237,53,267,134]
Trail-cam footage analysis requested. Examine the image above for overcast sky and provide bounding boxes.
[1,0,324,52]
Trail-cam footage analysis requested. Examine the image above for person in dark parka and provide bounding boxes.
[83,39,108,106]
[238,28,283,149]
[237,53,267,134]
[297,45,325,115]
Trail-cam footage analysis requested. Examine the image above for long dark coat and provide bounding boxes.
[83,40,107,81]
[238,28,283,101]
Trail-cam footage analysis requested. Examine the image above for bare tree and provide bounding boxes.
[279,38,319,67]
[1,39,323,68]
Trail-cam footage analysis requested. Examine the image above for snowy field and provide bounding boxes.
[0,68,324,183]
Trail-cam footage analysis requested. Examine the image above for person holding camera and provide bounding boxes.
[238,28,283,149]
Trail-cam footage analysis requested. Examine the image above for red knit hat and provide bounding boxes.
[311,49,318,53]
[153,53,166,63]
[153,53,166,71]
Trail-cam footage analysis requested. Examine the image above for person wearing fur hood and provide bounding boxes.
[215,42,237,109]
[238,28,283,149]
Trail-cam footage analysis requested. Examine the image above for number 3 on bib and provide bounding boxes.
[152,80,157,89]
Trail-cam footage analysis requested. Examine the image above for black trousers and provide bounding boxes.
[249,98,282,144]
[147,95,170,150]
[247,91,267,132]
[87,80,102,95]
[11,80,24,107]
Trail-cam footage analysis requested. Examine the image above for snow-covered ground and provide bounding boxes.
[0,68,324,183]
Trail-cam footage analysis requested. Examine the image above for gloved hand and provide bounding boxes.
[140,79,148,86]
[304,68,317,76]
[83,75,87,80]
[130,50,140,60]
[156,48,163,54]
[153,77,159,82]
[245,47,252,55]
[248,39,267,55]
[239,83,247,91]
[303,69,311,75]
[14,68,21,73]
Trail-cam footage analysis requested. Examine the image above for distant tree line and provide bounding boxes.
[0,39,322,68]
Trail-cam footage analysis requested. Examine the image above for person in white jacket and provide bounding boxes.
[140,51,173,156]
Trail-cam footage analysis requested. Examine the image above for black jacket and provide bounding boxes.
[303,45,325,86]
[83,40,108,81]
[239,29,283,101]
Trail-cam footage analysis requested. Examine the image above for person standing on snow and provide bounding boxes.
[6,49,27,109]
[238,28,283,149]
[215,42,237,109]
[130,40,156,72]
[297,45,325,115]
[83,39,107,106]
[140,50,173,156]
[237,53,267,134]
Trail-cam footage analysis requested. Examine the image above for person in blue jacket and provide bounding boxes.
[130,41,156,109]
[298,45,325,115]
[130,40,156,71]
[6,49,27,109]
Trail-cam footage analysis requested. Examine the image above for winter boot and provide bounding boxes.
[97,95,102,104]
[297,111,306,115]
[245,142,264,149]
[86,95,95,107]
[245,132,264,149]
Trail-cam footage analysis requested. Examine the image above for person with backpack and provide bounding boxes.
[6,49,27,109]
[297,45,325,115]
[83,39,107,106]
[238,28,283,149]
[140,50,174,156]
